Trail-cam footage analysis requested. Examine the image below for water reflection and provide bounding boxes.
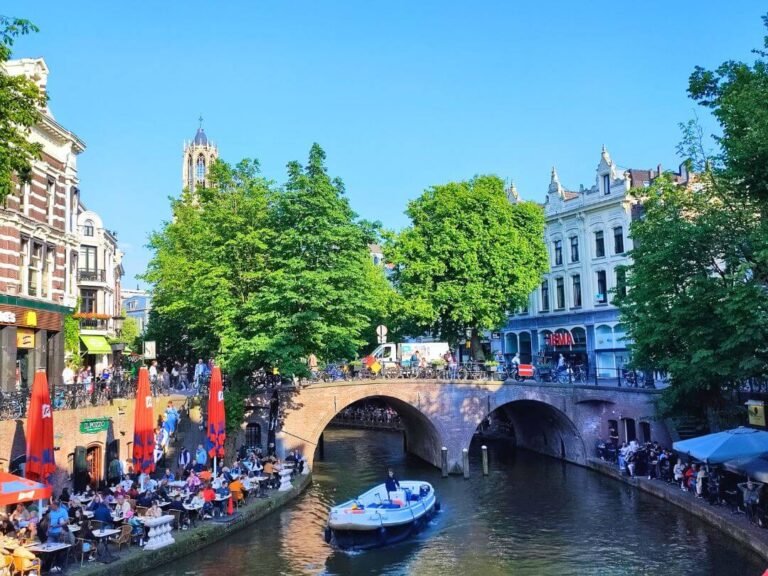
[162,428,764,576]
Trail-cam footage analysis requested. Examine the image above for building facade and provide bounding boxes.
[75,207,123,372]
[121,288,151,335]
[181,121,217,193]
[500,148,682,377]
[0,59,85,392]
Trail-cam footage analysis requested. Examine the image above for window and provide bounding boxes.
[613,226,624,254]
[41,247,53,299]
[572,274,582,308]
[29,243,42,297]
[553,240,562,266]
[80,246,97,271]
[19,237,29,295]
[615,268,627,299]
[540,281,550,312]
[570,236,579,262]
[21,182,29,215]
[603,174,610,195]
[187,155,193,189]
[83,219,94,237]
[555,277,565,309]
[81,289,97,313]
[47,178,55,225]
[595,230,605,258]
[196,155,206,183]
[596,270,607,304]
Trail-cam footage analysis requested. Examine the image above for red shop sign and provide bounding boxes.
[547,333,574,346]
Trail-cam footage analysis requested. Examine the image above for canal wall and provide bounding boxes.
[587,458,768,564]
[72,472,312,576]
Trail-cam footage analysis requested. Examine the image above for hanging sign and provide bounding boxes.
[80,418,110,434]
[16,328,35,349]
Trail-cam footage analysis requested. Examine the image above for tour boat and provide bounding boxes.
[325,480,439,550]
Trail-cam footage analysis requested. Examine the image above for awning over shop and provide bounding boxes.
[80,335,112,355]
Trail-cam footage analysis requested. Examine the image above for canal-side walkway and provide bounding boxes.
[588,458,768,564]
[68,472,312,576]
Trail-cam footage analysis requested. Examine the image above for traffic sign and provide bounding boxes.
[377,335,387,344]
[376,325,388,338]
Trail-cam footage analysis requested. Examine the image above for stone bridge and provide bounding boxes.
[276,380,669,474]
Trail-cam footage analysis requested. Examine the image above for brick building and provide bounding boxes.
[0,58,85,392]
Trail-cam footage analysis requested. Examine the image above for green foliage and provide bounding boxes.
[223,385,246,437]
[617,15,768,417]
[387,175,548,354]
[144,145,394,379]
[0,17,47,203]
[243,144,391,375]
[116,316,140,349]
[63,311,80,366]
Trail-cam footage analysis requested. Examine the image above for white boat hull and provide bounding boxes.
[326,480,438,549]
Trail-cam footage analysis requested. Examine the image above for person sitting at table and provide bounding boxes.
[78,520,98,560]
[127,482,140,500]
[168,495,186,528]
[162,468,175,483]
[201,484,216,519]
[59,487,71,505]
[229,477,246,501]
[145,501,163,519]
[92,500,113,528]
[113,484,128,498]
[186,470,202,491]
[156,481,171,503]
[115,495,131,518]
[83,485,95,499]
[127,513,144,546]
[71,507,86,526]
[86,493,102,512]
[10,504,30,532]
[136,489,154,508]
[120,475,134,492]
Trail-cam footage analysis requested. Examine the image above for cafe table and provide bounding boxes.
[91,528,120,563]
[26,541,72,572]
[182,503,202,527]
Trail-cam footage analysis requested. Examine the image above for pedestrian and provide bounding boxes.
[149,361,159,396]
[178,446,191,476]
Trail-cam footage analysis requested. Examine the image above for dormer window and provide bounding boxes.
[83,219,94,237]
[603,174,610,195]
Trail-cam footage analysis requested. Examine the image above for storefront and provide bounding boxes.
[593,323,630,378]
[79,335,113,373]
[0,298,66,393]
[537,327,588,368]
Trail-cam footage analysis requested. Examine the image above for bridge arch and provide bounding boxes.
[459,395,588,466]
[279,386,446,470]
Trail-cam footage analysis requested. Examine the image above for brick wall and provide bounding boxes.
[0,394,186,493]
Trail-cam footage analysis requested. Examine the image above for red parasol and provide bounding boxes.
[205,366,226,465]
[0,471,51,505]
[132,367,155,474]
[25,369,55,483]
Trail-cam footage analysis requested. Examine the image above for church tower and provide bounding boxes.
[182,117,218,192]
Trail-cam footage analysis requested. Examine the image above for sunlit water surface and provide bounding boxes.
[159,428,764,576]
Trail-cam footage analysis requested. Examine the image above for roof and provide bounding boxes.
[193,127,208,145]
[562,190,580,201]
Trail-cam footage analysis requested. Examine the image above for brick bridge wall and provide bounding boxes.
[276,381,669,473]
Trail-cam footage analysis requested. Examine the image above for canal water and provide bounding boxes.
[162,428,764,576]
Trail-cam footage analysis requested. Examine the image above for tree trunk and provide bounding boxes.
[470,329,485,362]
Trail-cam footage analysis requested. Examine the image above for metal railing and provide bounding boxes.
[77,268,106,282]
[79,318,109,330]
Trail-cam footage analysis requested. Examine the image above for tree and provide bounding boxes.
[116,315,140,349]
[245,144,392,375]
[144,146,393,378]
[0,16,47,203]
[144,158,273,376]
[387,175,548,358]
[617,15,768,417]
[615,172,766,417]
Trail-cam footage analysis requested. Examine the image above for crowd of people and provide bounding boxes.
[1,441,306,572]
[597,433,768,529]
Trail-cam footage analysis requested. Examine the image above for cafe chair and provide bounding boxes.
[231,488,245,509]
[75,538,96,567]
[110,525,132,551]
[0,553,13,576]
[168,510,182,530]
[135,506,148,518]
[11,554,40,576]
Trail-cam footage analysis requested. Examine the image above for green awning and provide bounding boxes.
[80,335,113,355]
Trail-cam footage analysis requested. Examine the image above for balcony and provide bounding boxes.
[78,268,106,282]
[79,318,109,331]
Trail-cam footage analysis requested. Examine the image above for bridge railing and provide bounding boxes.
[296,362,668,390]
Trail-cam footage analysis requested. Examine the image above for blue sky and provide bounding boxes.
[3,1,763,285]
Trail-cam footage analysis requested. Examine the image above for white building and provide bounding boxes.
[76,207,123,372]
[500,148,688,377]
